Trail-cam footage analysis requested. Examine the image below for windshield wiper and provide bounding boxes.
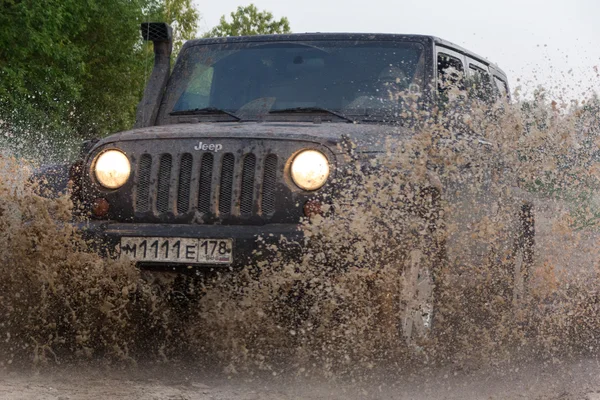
[269,107,356,123]
[170,107,241,121]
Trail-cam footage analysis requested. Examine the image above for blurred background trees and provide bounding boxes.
[204,4,291,37]
[0,1,289,154]
[0,0,199,142]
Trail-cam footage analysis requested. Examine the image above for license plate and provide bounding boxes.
[119,237,233,264]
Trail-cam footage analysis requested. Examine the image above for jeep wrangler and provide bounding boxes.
[38,23,534,343]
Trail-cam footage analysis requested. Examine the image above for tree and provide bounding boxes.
[153,0,199,54]
[0,0,199,148]
[72,0,199,137]
[204,4,291,37]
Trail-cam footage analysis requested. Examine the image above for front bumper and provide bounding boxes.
[76,221,305,270]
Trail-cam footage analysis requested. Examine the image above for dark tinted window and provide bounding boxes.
[166,40,426,122]
[469,64,486,75]
[437,53,465,98]
[468,64,495,102]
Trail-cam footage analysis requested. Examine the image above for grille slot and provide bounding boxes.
[261,154,278,215]
[177,153,193,214]
[240,154,256,216]
[198,153,214,214]
[219,153,235,215]
[156,154,172,213]
[136,154,152,212]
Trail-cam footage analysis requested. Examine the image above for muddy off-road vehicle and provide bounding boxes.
[39,23,534,342]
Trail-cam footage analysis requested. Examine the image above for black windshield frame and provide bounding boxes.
[157,36,435,125]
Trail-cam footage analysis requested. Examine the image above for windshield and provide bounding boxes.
[165,39,426,122]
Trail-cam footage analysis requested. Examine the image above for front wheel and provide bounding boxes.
[510,203,535,305]
[401,249,435,347]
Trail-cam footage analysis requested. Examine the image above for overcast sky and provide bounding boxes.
[194,0,600,101]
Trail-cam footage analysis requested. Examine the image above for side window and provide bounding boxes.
[174,66,214,111]
[493,76,509,100]
[468,64,486,77]
[467,64,495,103]
[437,53,464,96]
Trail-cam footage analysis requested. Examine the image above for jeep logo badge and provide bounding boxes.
[194,141,223,152]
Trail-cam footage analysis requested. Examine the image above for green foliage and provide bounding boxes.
[204,4,291,37]
[155,0,199,54]
[0,0,199,146]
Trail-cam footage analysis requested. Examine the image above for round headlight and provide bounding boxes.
[290,150,330,191]
[94,150,131,189]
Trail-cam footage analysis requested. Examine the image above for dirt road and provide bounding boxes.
[3,358,600,400]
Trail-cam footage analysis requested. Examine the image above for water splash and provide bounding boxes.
[0,90,600,381]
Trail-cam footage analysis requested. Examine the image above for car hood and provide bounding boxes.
[97,122,417,154]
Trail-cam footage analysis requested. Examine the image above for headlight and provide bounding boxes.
[290,150,330,191]
[94,150,131,189]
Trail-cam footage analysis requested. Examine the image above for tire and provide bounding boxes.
[401,248,435,346]
[510,203,535,305]
[399,187,443,348]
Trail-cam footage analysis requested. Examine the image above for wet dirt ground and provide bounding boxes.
[3,358,600,400]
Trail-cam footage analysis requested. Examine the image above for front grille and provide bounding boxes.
[134,151,279,219]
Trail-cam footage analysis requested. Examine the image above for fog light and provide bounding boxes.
[92,198,110,218]
[303,199,322,217]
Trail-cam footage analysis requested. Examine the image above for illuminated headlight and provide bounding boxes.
[93,150,131,189]
[290,150,330,191]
